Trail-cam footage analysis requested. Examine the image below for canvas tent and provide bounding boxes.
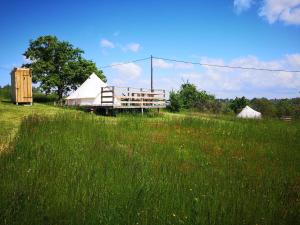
[237,105,262,119]
[66,73,113,106]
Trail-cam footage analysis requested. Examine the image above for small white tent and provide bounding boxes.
[65,73,107,106]
[237,105,262,119]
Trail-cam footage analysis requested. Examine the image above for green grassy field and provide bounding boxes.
[0,102,78,152]
[0,102,299,225]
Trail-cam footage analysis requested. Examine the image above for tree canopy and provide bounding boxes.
[167,82,217,112]
[229,96,249,113]
[23,35,106,99]
[250,98,276,118]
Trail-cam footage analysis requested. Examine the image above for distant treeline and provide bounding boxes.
[168,82,300,119]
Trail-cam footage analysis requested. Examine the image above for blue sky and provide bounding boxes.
[1,0,300,98]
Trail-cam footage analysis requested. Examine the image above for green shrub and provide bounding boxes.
[167,90,181,112]
[33,93,58,103]
[0,85,11,101]
[229,96,249,113]
[251,98,277,118]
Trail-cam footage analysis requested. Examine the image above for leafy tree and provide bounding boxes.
[23,35,106,99]
[179,82,199,108]
[275,99,293,117]
[168,82,217,113]
[221,103,235,115]
[195,90,216,112]
[167,90,181,112]
[251,98,276,118]
[290,98,300,119]
[230,96,249,113]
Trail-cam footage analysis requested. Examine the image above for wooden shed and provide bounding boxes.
[11,68,33,105]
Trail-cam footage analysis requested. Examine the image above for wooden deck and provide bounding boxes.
[100,86,166,109]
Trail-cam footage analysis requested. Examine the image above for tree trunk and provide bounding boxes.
[57,88,63,100]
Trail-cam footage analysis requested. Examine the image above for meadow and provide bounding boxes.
[0,102,299,225]
[0,102,70,151]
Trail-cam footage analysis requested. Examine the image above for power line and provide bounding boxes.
[99,57,150,69]
[153,56,300,73]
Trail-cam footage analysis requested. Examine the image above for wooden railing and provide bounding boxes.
[101,86,166,108]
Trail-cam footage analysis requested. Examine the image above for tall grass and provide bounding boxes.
[1,114,299,225]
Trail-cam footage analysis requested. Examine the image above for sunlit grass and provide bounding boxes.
[0,102,73,153]
[1,112,299,225]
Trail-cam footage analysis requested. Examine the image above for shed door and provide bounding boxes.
[22,71,32,102]
[16,70,32,103]
[16,71,22,102]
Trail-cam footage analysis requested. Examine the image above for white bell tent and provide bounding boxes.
[237,105,262,119]
[66,73,108,106]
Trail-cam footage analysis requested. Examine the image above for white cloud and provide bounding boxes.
[285,54,300,68]
[112,62,142,79]
[153,59,194,69]
[122,43,141,52]
[174,62,194,69]
[153,59,173,69]
[181,72,202,80]
[259,0,300,25]
[23,56,32,64]
[233,0,300,25]
[100,39,141,53]
[112,78,126,86]
[234,0,254,13]
[100,39,115,48]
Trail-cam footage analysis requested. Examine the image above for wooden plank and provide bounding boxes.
[113,105,166,109]
[119,101,166,105]
[18,71,20,102]
[10,70,16,102]
[113,86,164,91]
[17,70,21,103]
[26,70,32,102]
[26,71,29,101]
[20,70,24,102]
[22,70,26,102]
[125,91,163,95]
[115,96,165,100]
[29,69,33,102]
[21,70,25,102]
